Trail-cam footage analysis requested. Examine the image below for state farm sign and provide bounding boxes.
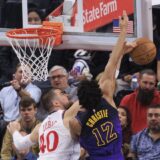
[83,0,134,31]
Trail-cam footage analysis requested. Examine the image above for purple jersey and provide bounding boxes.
[76,98,124,160]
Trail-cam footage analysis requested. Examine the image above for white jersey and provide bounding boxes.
[38,110,80,160]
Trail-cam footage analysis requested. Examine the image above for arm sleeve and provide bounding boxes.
[12,131,35,150]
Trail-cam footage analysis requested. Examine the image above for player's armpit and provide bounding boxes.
[69,118,81,140]
[64,101,81,124]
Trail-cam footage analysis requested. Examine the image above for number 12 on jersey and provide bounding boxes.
[92,121,118,146]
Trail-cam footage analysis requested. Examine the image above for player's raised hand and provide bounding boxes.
[123,41,137,54]
[120,10,128,30]
[7,121,20,135]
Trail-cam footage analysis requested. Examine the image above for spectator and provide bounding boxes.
[28,8,45,25]
[129,104,160,160]
[115,54,145,96]
[48,65,78,102]
[118,106,132,159]
[1,96,40,159]
[69,49,93,86]
[120,69,160,134]
[0,64,41,150]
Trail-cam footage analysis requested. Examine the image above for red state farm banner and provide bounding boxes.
[83,0,134,31]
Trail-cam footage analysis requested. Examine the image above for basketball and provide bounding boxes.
[130,38,156,65]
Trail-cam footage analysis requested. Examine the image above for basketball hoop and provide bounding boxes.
[6,23,63,81]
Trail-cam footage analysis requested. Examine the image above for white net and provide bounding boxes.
[7,28,56,81]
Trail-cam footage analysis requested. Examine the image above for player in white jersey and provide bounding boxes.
[39,110,80,159]
[7,89,81,160]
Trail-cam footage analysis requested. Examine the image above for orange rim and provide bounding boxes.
[6,27,63,46]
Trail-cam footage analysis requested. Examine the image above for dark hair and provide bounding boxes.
[118,106,132,159]
[13,63,21,74]
[19,96,36,109]
[41,89,55,112]
[78,80,102,111]
[148,104,160,109]
[118,106,132,130]
[139,69,156,79]
[28,8,45,21]
[118,106,132,142]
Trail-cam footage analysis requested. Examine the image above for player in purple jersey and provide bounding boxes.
[69,11,134,160]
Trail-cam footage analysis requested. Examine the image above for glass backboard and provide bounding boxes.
[0,0,155,50]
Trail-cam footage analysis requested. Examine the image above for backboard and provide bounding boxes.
[0,0,155,50]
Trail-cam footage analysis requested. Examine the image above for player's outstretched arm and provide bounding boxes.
[99,11,128,107]
[64,101,81,128]
[7,121,40,150]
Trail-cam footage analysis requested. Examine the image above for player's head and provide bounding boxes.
[78,80,102,111]
[42,89,69,112]
[137,69,156,106]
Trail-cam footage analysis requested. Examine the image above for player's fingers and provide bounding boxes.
[123,10,127,16]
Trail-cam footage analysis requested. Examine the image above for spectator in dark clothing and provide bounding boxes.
[118,106,132,159]
[28,8,45,25]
